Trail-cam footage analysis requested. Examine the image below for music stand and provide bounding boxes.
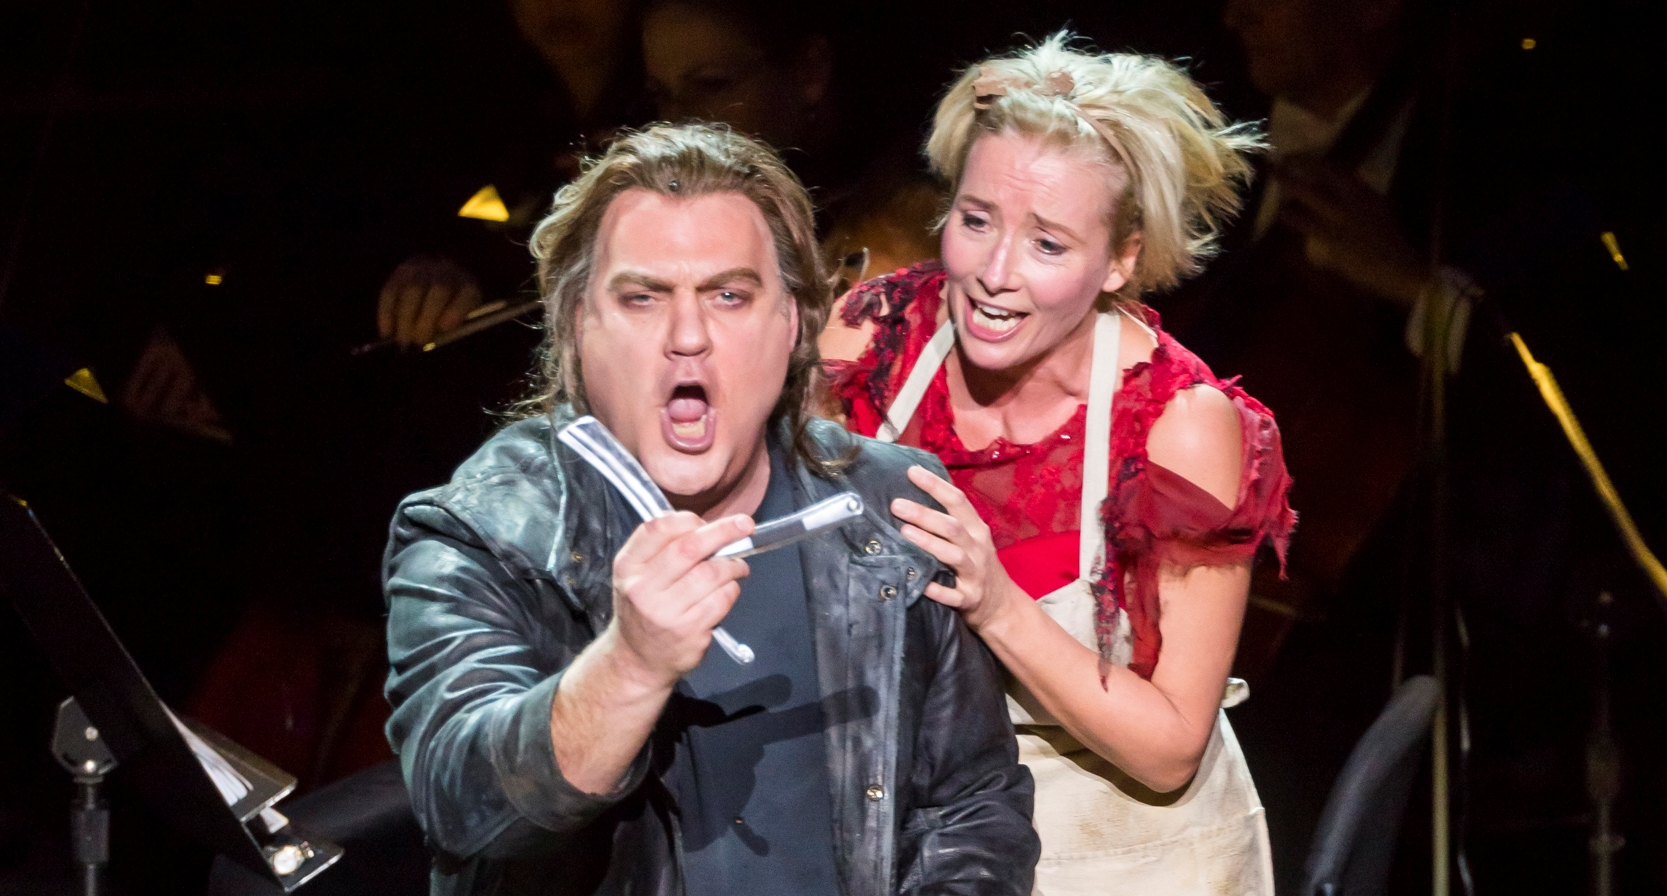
[0,492,342,892]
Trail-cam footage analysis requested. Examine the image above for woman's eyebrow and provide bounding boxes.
[1031,213,1083,243]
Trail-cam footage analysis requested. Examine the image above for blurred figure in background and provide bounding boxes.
[641,0,943,287]
[1167,0,1663,889]
[376,0,646,350]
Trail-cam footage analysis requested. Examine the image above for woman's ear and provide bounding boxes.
[1100,232,1143,294]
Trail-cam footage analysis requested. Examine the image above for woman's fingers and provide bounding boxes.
[905,464,964,506]
[904,466,990,535]
[923,580,967,608]
[891,496,967,543]
[898,522,968,569]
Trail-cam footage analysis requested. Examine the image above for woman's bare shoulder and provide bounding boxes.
[1145,384,1243,509]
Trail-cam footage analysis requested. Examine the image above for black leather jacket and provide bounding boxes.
[383,411,1037,896]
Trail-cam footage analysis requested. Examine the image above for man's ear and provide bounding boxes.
[1100,232,1143,295]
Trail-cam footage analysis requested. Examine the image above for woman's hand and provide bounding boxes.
[892,465,1024,632]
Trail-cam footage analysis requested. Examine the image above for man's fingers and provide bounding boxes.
[678,557,750,606]
[686,579,744,630]
[621,513,755,590]
[436,281,483,334]
[670,514,757,565]
[412,282,455,346]
[617,512,705,567]
[394,282,428,345]
[377,278,400,337]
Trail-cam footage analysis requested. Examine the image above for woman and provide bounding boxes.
[822,34,1295,893]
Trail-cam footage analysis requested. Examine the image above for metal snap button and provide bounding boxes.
[865,784,885,801]
[863,539,882,556]
[879,585,898,601]
[569,551,585,564]
[905,567,917,581]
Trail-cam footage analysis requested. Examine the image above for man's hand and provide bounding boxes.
[1277,158,1432,307]
[376,255,485,347]
[550,511,753,795]
[609,512,755,686]
[120,327,232,443]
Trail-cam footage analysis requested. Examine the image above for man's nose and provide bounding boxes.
[976,231,1020,297]
[666,291,712,356]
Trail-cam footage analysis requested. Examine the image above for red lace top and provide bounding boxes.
[828,263,1296,680]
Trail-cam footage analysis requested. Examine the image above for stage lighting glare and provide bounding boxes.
[458,184,511,222]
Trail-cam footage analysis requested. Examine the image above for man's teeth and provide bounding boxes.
[971,301,1023,333]
[671,417,708,440]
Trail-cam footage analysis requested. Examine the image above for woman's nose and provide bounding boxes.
[977,232,1019,295]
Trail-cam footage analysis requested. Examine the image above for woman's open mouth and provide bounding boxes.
[965,297,1029,340]
[661,384,715,452]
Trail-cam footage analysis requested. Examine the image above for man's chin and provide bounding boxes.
[642,452,727,506]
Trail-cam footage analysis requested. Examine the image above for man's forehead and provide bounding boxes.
[593,188,783,286]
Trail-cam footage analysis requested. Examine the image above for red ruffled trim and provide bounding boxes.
[1097,337,1296,679]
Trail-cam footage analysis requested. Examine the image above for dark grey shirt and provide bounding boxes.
[666,445,841,896]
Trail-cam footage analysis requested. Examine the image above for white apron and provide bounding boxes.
[879,312,1274,896]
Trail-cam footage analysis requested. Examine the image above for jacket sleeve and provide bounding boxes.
[382,498,650,860]
[897,601,1039,895]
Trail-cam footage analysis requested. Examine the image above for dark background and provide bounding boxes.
[3,0,1665,893]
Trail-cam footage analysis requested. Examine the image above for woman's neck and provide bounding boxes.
[945,308,1099,449]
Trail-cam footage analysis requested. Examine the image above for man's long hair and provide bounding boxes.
[518,123,837,474]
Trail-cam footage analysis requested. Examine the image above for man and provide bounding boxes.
[382,123,1037,896]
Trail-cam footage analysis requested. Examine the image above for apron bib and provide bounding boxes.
[880,311,1274,895]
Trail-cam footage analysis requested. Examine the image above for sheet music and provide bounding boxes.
[164,705,251,806]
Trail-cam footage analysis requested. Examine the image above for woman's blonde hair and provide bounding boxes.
[521,123,835,472]
[926,32,1264,301]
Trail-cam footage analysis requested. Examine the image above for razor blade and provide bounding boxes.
[713,492,865,558]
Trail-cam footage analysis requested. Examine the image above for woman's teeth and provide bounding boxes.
[971,300,1024,333]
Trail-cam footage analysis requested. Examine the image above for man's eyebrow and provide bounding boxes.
[606,271,674,293]
[697,268,764,291]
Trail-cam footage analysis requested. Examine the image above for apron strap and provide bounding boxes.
[1078,313,1122,579]
[874,309,1134,584]
[877,319,955,443]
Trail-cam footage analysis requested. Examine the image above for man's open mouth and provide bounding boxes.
[662,383,715,450]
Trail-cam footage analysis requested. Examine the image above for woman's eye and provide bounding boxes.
[1036,238,1067,256]
[960,212,989,230]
